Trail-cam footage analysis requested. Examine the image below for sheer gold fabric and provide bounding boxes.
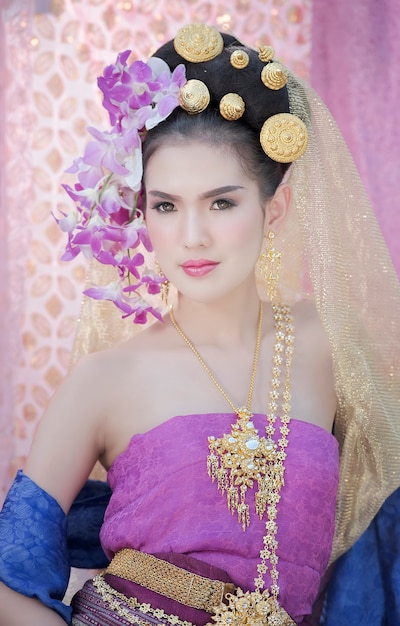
[72,73,400,564]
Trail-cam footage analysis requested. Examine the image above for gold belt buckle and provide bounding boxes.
[222,582,237,604]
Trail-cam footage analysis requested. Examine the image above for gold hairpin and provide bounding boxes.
[261,61,288,90]
[219,93,245,121]
[260,112,308,163]
[230,50,249,69]
[258,45,275,63]
[179,79,210,114]
[174,23,224,63]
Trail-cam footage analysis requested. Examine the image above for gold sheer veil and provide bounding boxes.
[71,68,400,564]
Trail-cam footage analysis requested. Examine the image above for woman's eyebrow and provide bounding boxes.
[200,185,245,199]
[147,185,245,201]
[147,190,179,200]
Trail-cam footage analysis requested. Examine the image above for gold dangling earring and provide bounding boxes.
[257,231,282,302]
[154,260,170,306]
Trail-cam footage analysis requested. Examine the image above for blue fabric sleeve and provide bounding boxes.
[0,470,72,624]
[320,487,400,625]
[67,479,111,569]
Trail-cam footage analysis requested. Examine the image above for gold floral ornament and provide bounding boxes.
[258,45,275,63]
[230,50,249,69]
[174,23,224,63]
[260,113,308,163]
[219,93,245,121]
[261,62,288,90]
[179,79,210,114]
[208,407,282,530]
[208,588,295,626]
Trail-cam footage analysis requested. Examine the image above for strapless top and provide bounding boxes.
[100,413,339,624]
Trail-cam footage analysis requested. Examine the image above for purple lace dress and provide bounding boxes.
[100,413,339,624]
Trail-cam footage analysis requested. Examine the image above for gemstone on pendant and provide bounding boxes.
[247,421,254,429]
[247,462,255,470]
[245,436,259,450]
[228,436,237,443]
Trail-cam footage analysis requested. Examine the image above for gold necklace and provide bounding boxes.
[170,303,295,625]
[169,304,263,528]
[170,302,267,530]
[169,302,263,419]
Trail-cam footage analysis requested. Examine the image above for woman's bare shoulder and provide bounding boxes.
[22,338,159,512]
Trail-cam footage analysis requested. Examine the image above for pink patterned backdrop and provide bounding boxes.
[0,0,312,501]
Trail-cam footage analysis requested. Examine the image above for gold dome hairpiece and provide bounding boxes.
[230,50,249,69]
[174,23,224,63]
[260,112,308,163]
[261,61,288,91]
[258,45,275,63]
[178,79,210,114]
[219,93,245,121]
[256,49,308,161]
[173,23,308,163]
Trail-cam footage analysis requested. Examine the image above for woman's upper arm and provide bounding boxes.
[24,352,109,514]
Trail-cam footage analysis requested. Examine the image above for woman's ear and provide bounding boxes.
[263,183,291,235]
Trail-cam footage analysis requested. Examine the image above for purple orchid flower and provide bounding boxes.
[84,281,133,315]
[60,53,187,323]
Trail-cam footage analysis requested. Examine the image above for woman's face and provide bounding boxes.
[144,141,269,304]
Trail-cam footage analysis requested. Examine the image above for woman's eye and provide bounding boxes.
[211,198,235,211]
[152,201,176,213]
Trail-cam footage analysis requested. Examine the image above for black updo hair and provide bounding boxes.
[143,32,291,202]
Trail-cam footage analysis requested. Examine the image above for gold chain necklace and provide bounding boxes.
[170,303,295,625]
[169,302,263,418]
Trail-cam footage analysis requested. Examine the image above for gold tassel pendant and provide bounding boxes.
[207,407,281,531]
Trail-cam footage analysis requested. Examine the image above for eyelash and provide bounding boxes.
[151,198,236,213]
[151,201,175,213]
[211,198,235,211]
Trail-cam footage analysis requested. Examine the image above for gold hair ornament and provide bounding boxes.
[260,113,308,163]
[257,231,282,302]
[219,93,245,121]
[261,62,288,90]
[174,23,224,63]
[258,45,275,63]
[178,79,210,114]
[230,49,249,69]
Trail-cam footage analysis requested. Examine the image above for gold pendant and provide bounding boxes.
[207,408,284,530]
[207,588,295,626]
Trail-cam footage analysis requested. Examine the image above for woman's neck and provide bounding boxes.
[170,284,263,349]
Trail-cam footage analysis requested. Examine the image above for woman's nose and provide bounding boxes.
[182,209,211,248]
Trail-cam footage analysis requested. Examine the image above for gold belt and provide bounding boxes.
[105,548,236,613]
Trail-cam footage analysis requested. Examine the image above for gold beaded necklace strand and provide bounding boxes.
[170,303,295,625]
[170,301,263,423]
[169,303,263,529]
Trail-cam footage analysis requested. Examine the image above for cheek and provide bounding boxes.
[218,212,264,249]
[145,215,169,251]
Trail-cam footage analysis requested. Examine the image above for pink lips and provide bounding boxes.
[181,259,219,277]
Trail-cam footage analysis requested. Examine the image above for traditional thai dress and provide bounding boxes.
[0,413,339,625]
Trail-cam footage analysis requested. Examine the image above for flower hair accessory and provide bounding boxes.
[59,24,308,324]
[58,52,186,324]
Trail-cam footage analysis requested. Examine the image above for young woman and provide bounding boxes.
[0,23,399,626]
